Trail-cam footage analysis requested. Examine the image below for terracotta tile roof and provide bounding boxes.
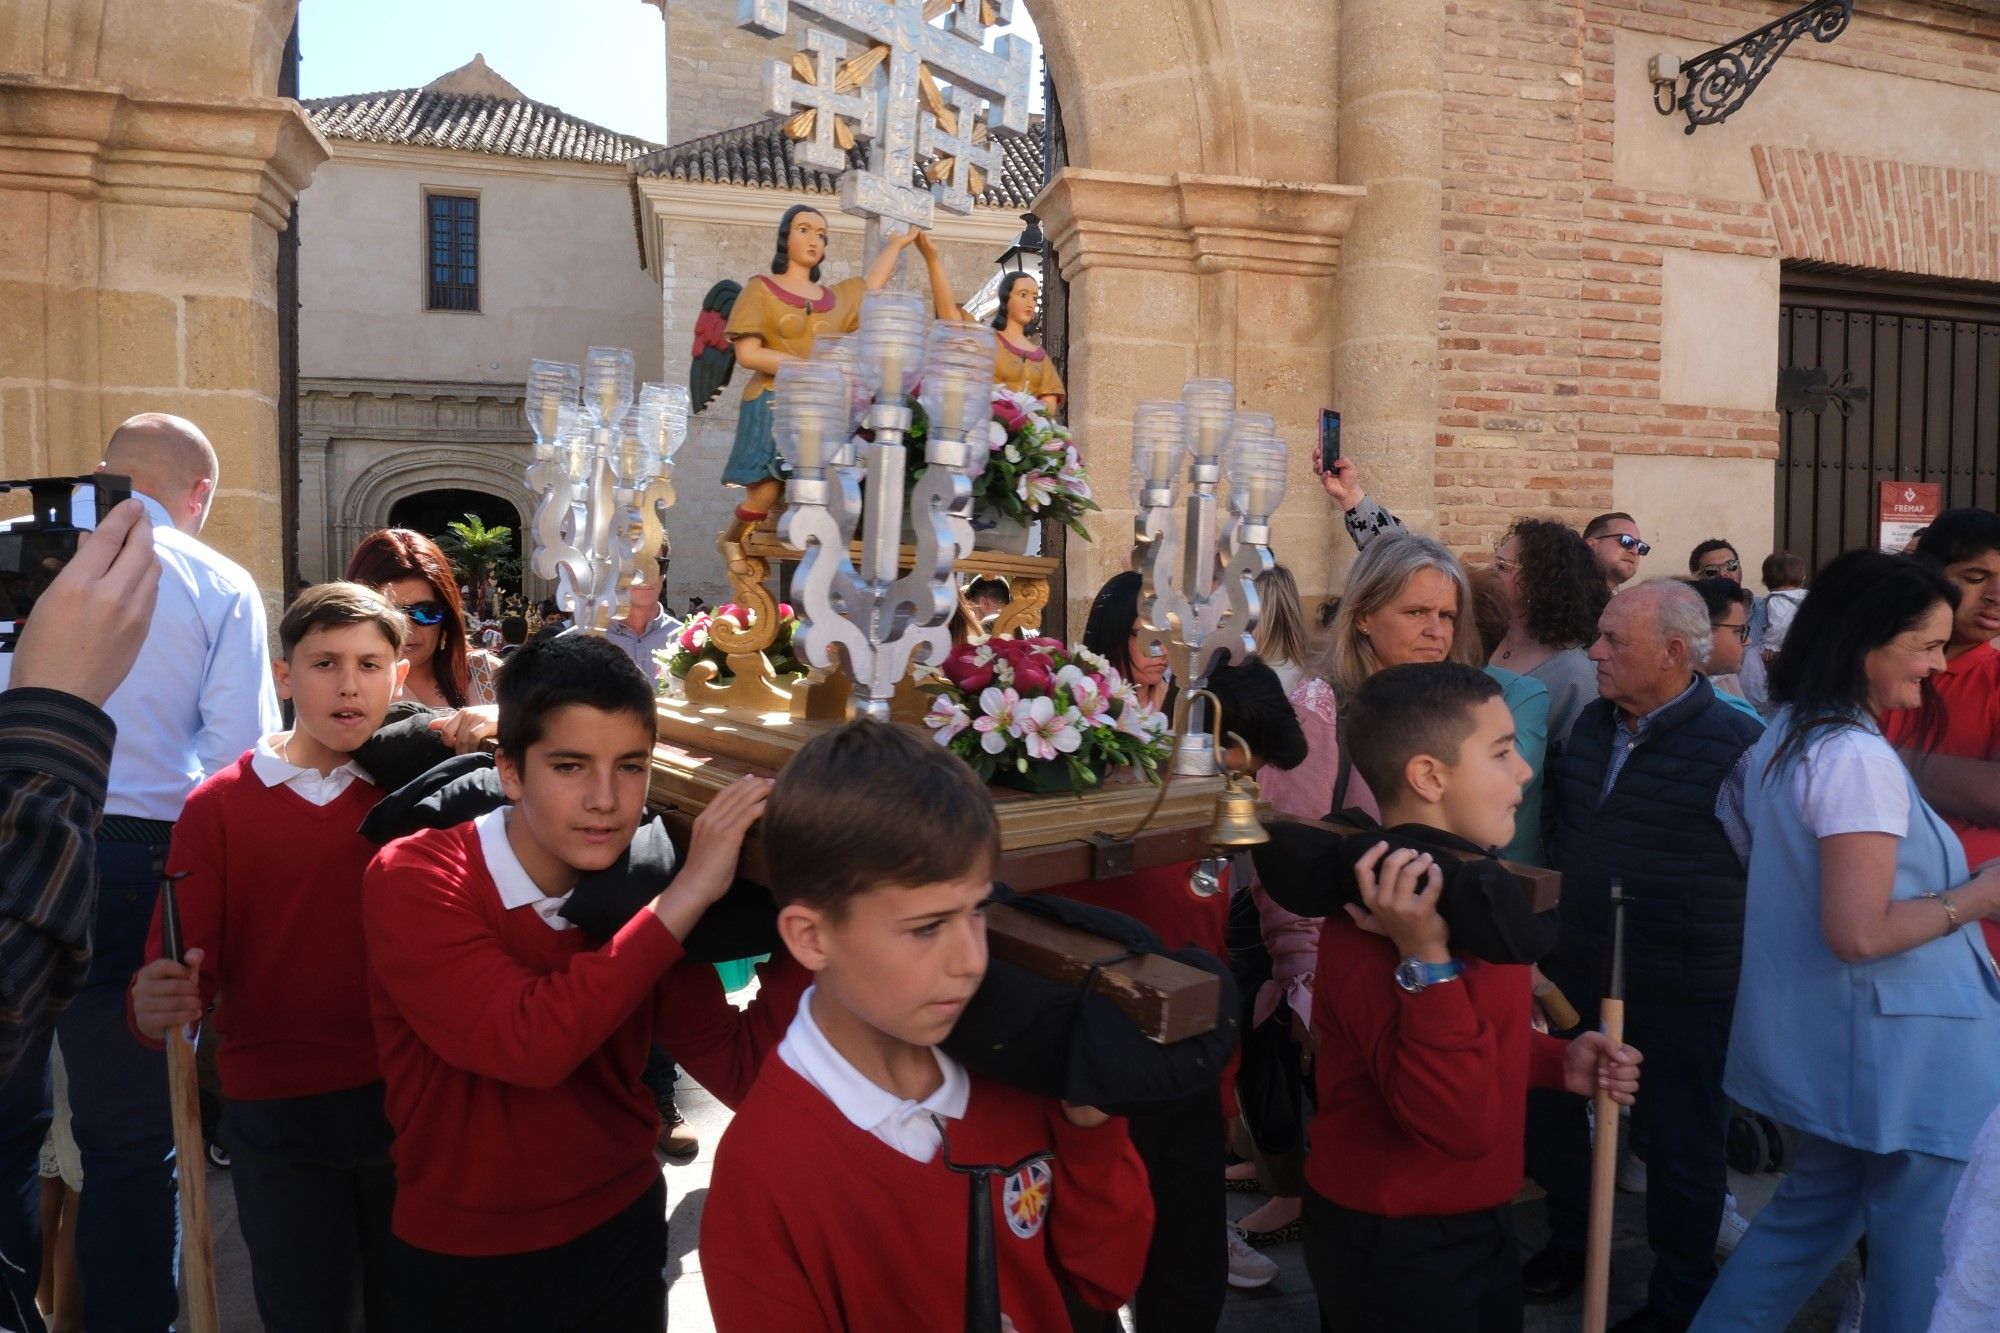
[301,87,659,166]
[630,114,1045,210]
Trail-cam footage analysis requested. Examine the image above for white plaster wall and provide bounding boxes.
[298,147,663,384]
[1613,26,2000,203]
[1659,249,1780,411]
[1614,453,1778,584]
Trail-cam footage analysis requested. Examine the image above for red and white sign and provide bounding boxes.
[1879,482,1942,554]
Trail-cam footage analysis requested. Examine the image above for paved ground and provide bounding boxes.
[181,1078,1856,1333]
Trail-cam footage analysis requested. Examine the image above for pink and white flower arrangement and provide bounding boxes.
[897,386,1099,541]
[923,637,1172,789]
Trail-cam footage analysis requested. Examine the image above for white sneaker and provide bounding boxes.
[1836,1276,1864,1333]
[1716,1192,1751,1256]
[1226,1224,1278,1290]
[1617,1151,1648,1194]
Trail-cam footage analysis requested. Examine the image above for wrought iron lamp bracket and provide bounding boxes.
[1656,0,1853,134]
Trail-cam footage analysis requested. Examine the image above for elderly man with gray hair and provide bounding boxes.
[1519,579,1765,1333]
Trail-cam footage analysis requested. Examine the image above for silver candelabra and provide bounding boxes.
[1129,380,1289,771]
[775,289,994,720]
[525,348,689,632]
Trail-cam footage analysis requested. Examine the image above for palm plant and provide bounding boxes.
[436,513,520,591]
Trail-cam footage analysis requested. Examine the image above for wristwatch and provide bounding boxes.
[1395,956,1465,994]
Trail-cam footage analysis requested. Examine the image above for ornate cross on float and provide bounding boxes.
[740,0,1034,251]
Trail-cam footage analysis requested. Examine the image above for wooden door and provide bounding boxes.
[1778,267,2000,572]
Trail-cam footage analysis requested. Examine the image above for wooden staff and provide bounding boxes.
[1582,881,1628,1333]
[158,870,220,1333]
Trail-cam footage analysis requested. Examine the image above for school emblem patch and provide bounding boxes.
[1002,1158,1053,1240]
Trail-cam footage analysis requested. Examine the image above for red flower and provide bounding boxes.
[942,642,997,691]
[992,398,1029,433]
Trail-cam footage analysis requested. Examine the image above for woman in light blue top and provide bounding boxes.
[1692,551,2000,1333]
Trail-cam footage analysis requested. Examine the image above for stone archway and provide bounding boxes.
[1021,0,1374,622]
[332,446,537,585]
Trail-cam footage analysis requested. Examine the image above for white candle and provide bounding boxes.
[797,414,824,472]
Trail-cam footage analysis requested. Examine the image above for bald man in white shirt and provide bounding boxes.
[0,413,282,1331]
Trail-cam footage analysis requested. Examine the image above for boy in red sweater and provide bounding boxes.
[129,581,411,1330]
[361,633,802,1331]
[701,720,1154,1331]
[1304,663,1642,1332]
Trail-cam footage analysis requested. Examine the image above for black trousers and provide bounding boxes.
[385,1176,665,1333]
[1524,996,1732,1323]
[1301,1189,1522,1333]
[219,1081,398,1333]
[1070,1082,1226,1333]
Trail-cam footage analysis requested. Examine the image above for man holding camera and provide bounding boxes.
[0,414,281,1332]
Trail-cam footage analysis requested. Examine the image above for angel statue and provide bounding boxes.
[687,205,955,542]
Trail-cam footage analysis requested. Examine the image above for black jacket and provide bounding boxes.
[1546,676,1762,1007]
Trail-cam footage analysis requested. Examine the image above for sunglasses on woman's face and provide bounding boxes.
[396,600,447,627]
[1696,559,1742,579]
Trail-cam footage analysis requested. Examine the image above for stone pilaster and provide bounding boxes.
[1033,168,1364,624]
[0,71,326,601]
[1332,0,1445,583]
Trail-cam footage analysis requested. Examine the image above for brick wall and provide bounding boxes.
[1437,0,2000,558]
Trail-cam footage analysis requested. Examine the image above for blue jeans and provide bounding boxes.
[0,837,179,1332]
[1690,1132,1962,1333]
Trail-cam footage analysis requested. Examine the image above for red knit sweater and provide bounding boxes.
[1306,916,1570,1217]
[702,1058,1153,1331]
[132,756,385,1101]
[363,820,808,1256]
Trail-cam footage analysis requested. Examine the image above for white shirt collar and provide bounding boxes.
[777,984,969,1163]
[476,807,575,931]
[248,733,373,806]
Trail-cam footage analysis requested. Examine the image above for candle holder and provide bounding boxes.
[781,291,989,720]
[523,349,685,636]
[1130,379,1284,774]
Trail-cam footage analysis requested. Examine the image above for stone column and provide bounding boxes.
[1332,0,1445,585]
[295,431,331,581]
[0,59,326,604]
[1034,169,1363,626]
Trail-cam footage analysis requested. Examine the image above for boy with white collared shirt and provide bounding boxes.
[361,634,806,1331]
[701,721,1153,1332]
[129,582,411,1332]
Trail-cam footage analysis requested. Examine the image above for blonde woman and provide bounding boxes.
[1253,565,1315,696]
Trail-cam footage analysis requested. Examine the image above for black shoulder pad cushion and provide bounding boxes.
[1249,820,1557,966]
[940,886,1241,1116]
[357,754,779,963]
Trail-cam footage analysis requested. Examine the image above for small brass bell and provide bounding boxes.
[1207,773,1269,848]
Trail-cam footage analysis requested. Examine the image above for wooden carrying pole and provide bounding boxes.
[158,872,220,1333]
[1582,881,1628,1333]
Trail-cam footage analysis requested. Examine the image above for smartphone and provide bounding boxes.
[0,474,132,645]
[1318,409,1341,473]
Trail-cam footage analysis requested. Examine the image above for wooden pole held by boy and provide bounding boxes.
[1582,880,1628,1333]
[157,865,221,1333]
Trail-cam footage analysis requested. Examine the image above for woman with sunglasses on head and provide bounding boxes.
[344,529,499,709]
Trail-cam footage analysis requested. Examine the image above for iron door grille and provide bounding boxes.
[1779,271,2000,573]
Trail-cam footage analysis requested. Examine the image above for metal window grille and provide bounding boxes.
[426,194,479,312]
